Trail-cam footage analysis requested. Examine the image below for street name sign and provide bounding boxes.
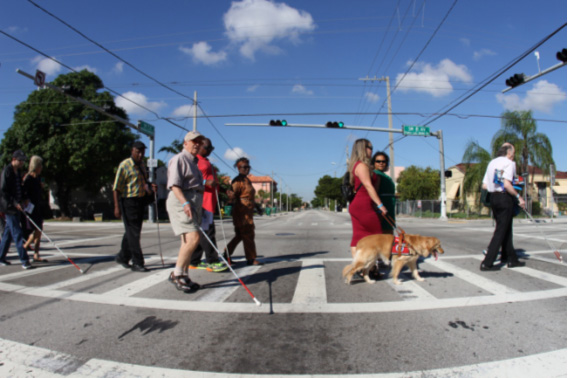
[138,120,155,137]
[402,125,430,136]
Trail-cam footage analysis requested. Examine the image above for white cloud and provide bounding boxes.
[496,80,567,113]
[364,92,380,103]
[247,84,260,92]
[179,42,227,65]
[115,91,166,116]
[459,38,470,47]
[31,56,62,76]
[172,104,204,118]
[395,59,473,97]
[224,147,249,160]
[6,26,27,34]
[112,62,124,74]
[223,0,315,60]
[292,84,313,95]
[74,65,97,74]
[473,48,496,61]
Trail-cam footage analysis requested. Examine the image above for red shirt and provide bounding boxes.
[197,155,217,213]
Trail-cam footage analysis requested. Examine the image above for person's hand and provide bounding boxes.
[114,206,121,219]
[15,203,23,212]
[183,203,193,218]
[377,204,387,216]
[151,183,158,192]
[518,197,526,209]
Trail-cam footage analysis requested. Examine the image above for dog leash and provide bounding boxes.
[381,213,406,257]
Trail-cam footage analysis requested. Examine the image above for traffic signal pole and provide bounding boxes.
[502,61,566,93]
[226,122,448,219]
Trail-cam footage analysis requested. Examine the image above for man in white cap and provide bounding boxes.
[165,131,206,292]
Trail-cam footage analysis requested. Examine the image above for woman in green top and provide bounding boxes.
[372,152,396,234]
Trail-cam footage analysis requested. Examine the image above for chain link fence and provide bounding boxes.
[396,195,567,219]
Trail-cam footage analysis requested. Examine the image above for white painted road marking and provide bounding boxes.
[292,259,327,304]
[0,338,565,378]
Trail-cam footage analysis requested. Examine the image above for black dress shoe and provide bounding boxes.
[507,261,525,268]
[480,263,500,271]
[115,258,131,269]
[131,264,150,272]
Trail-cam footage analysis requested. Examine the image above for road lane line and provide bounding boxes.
[195,265,262,302]
[507,266,567,286]
[422,260,519,295]
[292,259,327,304]
[103,268,173,297]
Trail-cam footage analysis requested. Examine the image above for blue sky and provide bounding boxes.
[1,0,566,201]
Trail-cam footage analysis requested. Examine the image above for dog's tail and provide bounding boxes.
[342,263,353,278]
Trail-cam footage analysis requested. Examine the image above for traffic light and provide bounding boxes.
[505,73,525,88]
[269,119,287,126]
[325,121,345,128]
[556,48,567,63]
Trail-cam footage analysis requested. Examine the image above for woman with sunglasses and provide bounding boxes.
[224,157,263,266]
[372,152,396,234]
[348,139,387,259]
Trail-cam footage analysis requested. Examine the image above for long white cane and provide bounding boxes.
[215,188,231,264]
[154,191,165,267]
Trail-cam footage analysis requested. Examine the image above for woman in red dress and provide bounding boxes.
[348,139,388,258]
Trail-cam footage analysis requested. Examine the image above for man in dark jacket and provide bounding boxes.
[0,150,33,269]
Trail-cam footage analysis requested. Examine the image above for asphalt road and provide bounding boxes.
[0,210,566,377]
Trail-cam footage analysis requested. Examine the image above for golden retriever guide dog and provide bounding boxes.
[343,234,444,285]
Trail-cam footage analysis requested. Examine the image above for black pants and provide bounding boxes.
[191,221,219,265]
[483,193,518,267]
[117,197,145,267]
[190,222,219,265]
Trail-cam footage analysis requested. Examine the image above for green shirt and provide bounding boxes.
[374,170,396,231]
[113,158,147,198]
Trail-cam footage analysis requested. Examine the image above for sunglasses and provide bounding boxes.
[366,145,373,149]
[375,160,387,163]
[239,165,251,169]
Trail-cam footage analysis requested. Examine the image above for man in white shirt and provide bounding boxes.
[480,143,526,271]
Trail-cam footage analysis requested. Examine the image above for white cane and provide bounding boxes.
[215,188,231,264]
[520,207,563,262]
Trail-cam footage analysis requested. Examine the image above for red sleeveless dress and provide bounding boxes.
[349,161,382,247]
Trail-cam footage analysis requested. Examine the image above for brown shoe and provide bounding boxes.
[246,259,264,266]
[168,272,200,292]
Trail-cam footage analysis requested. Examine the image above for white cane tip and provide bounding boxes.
[254,298,262,307]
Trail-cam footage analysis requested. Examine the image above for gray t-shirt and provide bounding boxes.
[167,149,204,191]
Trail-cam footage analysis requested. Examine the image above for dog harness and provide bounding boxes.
[391,236,410,255]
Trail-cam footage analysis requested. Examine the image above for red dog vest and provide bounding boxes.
[391,236,410,255]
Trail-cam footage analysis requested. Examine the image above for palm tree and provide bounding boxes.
[158,139,183,155]
[493,110,554,184]
[461,139,492,208]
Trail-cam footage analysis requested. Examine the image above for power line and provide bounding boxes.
[27,0,239,157]
[421,22,567,127]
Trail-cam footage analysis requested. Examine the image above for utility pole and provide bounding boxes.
[359,75,395,179]
[193,91,197,132]
[435,130,447,220]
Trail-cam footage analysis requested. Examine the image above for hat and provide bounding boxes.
[184,131,204,142]
[132,141,146,150]
[12,150,27,161]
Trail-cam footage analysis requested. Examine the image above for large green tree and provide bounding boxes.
[397,165,440,200]
[313,174,344,206]
[0,70,136,216]
[460,139,492,207]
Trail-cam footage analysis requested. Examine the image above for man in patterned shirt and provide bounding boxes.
[113,141,155,272]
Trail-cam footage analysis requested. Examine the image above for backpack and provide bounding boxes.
[341,171,362,203]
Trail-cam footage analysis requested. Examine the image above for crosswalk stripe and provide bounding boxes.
[195,265,262,302]
[292,259,327,304]
[386,280,437,301]
[423,259,519,295]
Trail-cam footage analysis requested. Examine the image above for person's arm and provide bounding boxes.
[503,180,525,209]
[113,190,121,219]
[355,163,387,215]
[171,185,193,218]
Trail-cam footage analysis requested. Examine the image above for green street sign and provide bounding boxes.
[138,120,155,137]
[402,125,430,136]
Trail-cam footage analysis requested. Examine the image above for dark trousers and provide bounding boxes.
[227,224,257,261]
[483,193,518,267]
[117,197,145,267]
[191,221,219,265]
[0,213,30,264]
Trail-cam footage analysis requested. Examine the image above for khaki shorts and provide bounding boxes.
[166,190,203,236]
